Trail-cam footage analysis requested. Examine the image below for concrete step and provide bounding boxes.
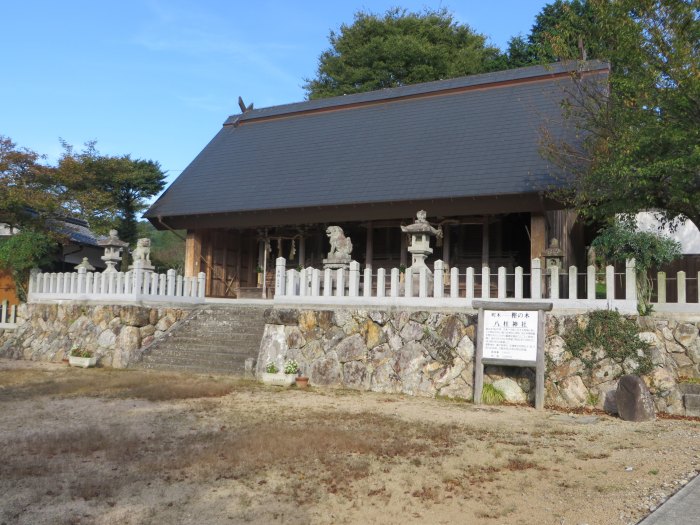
[138,361,249,375]
[138,305,266,375]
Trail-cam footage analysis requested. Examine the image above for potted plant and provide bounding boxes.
[261,361,295,387]
[68,346,97,368]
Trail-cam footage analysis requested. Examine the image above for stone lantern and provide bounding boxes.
[401,210,442,290]
[97,230,129,273]
[543,238,564,271]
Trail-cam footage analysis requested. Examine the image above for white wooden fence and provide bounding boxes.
[28,265,207,305]
[0,299,17,328]
[274,257,700,313]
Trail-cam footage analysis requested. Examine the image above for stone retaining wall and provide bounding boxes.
[0,303,193,367]
[257,308,700,415]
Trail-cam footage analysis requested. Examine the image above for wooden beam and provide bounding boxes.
[442,224,450,266]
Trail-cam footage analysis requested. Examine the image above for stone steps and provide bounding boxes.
[679,383,700,417]
[135,305,267,375]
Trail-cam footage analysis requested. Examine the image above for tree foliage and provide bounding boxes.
[541,0,700,229]
[304,8,502,99]
[57,141,166,246]
[0,230,56,301]
[136,221,184,274]
[592,221,682,313]
[0,136,58,229]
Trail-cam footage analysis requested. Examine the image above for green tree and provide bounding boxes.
[304,8,503,99]
[57,141,166,246]
[0,230,56,301]
[0,135,58,228]
[592,221,681,314]
[543,0,700,229]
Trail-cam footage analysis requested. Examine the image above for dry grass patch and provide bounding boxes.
[0,367,241,401]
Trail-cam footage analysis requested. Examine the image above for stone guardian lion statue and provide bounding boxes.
[326,226,352,258]
[131,238,152,265]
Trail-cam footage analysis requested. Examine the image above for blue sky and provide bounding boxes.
[2,1,549,195]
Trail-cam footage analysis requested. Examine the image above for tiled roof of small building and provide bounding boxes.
[146,61,609,220]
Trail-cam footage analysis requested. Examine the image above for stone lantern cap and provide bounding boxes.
[401,210,442,237]
[97,229,129,249]
[543,238,564,258]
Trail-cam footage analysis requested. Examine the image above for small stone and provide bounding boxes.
[625,466,634,472]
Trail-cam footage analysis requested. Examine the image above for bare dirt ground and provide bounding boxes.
[0,359,698,525]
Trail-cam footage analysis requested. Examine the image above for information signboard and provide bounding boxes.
[473,300,553,410]
[482,310,538,363]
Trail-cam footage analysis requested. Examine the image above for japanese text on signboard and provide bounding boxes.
[482,310,538,362]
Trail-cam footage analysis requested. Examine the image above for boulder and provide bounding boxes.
[492,378,527,404]
[264,308,299,326]
[616,375,656,422]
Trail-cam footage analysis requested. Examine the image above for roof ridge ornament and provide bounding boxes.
[238,96,254,114]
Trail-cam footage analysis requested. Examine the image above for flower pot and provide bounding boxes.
[295,376,309,389]
[68,355,97,368]
[261,372,296,387]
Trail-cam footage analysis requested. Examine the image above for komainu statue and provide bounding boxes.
[326,226,352,259]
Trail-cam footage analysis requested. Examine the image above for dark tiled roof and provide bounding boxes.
[49,217,102,247]
[146,61,609,220]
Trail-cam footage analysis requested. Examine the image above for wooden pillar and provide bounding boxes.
[365,222,373,270]
[481,217,490,268]
[443,225,450,267]
[400,229,408,267]
[185,230,202,277]
[530,213,547,261]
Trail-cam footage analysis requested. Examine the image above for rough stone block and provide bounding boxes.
[616,375,656,422]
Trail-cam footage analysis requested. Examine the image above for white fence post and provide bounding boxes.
[531,259,542,300]
[176,275,184,297]
[363,267,372,298]
[405,268,414,297]
[657,271,666,303]
[418,267,428,298]
[481,267,490,299]
[323,268,332,297]
[587,265,596,300]
[349,261,360,297]
[466,267,474,300]
[549,265,559,299]
[377,268,386,298]
[299,268,308,297]
[77,267,87,294]
[497,266,506,299]
[625,259,637,301]
[166,269,176,296]
[390,269,399,298]
[336,268,345,297]
[311,269,321,297]
[605,265,615,301]
[568,266,577,300]
[434,260,444,298]
[678,271,687,303]
[450,267,459,298]
[514,266,523,299]
[197,272,206,298]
